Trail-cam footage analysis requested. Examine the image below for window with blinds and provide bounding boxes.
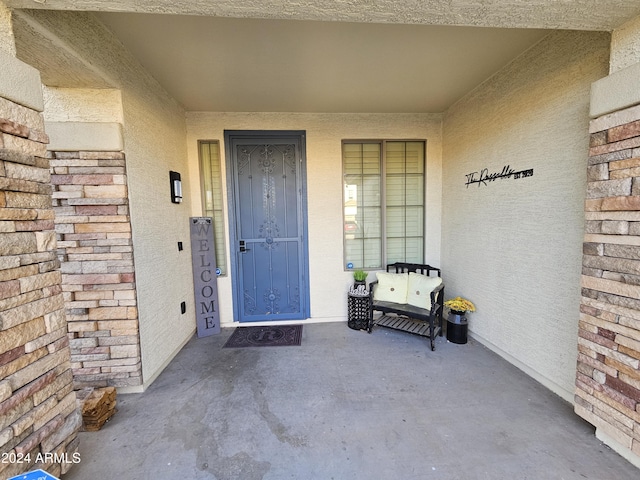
[342,140,425,270]
[199,140,227,275]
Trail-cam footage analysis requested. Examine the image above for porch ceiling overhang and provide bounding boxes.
[5,0,640,30]
[7,1,640,114]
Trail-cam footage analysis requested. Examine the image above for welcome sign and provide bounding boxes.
[190,217,220,337]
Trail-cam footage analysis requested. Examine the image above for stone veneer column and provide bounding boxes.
[575,103,640,465]
[49,150,142,389]
[0,67,81,477]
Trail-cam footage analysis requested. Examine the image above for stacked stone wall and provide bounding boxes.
[49,150,142,389]
[576,104,640,459]
[0,102,80,477]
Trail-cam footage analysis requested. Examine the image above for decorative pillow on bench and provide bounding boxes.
[373,271,442,310]
[373,272,408,303]
[407,272,442,310]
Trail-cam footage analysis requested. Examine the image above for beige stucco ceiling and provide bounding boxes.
[7,1,640,113]
[93,13,549,113]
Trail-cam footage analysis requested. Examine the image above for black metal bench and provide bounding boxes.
[368,262,445,351]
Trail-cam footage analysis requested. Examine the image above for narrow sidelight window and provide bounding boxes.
[199,140,227,275]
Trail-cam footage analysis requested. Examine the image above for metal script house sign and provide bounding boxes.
[190,217,221,337]
[465,165,534,187]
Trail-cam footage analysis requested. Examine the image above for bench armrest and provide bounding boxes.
[430,282,445,318]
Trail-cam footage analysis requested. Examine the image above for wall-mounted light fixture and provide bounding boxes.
[170,171,182,203]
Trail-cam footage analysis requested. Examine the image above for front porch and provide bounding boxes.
[2,2,640,476]
[64,323,639,479]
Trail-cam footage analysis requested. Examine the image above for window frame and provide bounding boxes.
[342,139,426,271]
[198,139,227,276]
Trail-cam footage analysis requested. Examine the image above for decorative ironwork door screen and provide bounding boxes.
[227,132,309,322]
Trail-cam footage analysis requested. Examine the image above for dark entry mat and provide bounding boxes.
[223,324,303,348]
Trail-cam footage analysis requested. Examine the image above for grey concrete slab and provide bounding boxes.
[63,323,638,480]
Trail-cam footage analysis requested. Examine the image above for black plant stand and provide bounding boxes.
[348,292,371,331]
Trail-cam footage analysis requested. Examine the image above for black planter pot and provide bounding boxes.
[446,311,468,344]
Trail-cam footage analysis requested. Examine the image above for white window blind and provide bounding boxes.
[199,140,227,275]
[343,140,425,270]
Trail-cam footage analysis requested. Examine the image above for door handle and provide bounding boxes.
[239,240,251,253]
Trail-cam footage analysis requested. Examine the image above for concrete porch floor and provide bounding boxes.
[63,322,638,479]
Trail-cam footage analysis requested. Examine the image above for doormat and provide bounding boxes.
[223,325,303,348]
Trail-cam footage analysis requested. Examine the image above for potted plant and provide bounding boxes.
[444,296,475,344]
[348,269,369,330]
[444,296,476,315]
[353,269,367,286]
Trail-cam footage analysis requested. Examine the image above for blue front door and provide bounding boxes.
[226,131,310,322]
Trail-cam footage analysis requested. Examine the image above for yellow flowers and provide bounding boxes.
[444,297,476,313]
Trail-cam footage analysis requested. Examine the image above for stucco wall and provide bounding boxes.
[42,87,123,123]
[20,10,195,390]
[186,112,443,326]
[0,1,15,56]
[442,30,610,401]
[610,14,640,73]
